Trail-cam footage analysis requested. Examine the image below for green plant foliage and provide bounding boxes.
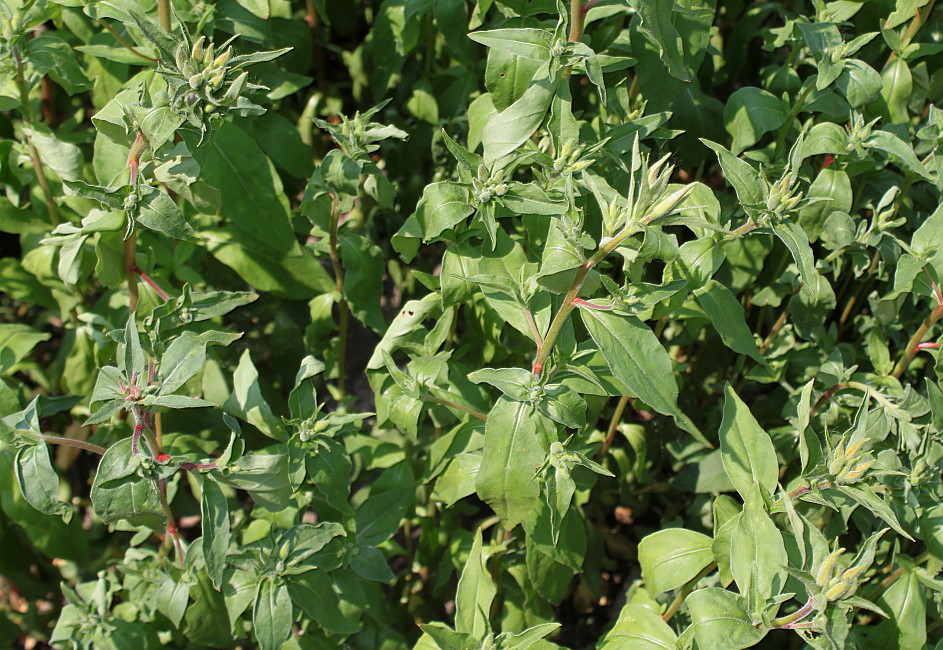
[6,0,943,648]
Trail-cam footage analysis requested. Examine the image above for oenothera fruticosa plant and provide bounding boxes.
[4,0,943,648]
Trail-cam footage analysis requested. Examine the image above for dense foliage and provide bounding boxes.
[4,0,943,647]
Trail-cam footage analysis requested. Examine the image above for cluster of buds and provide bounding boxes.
[552,139,595,176]
[762,171,804,222]
[847,112,879,152]
[471,165,509,204]
[167,36,252,116]
[547,441,582,478]
[815,546,869,602]
[828,437,875,484]
[605,145,695,239]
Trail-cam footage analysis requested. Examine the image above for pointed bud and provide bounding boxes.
[647,153,671,187]
[816,547,845,587]
[829,439,847,475]
[568,159,593,174]
[646,183,694,222]
[175,43,188,71]
[208,68,226,90]
[223,71,249,103]
[560,139,575,160]
[843,439,867,462]
[188,73,203,90]
[191,36,205,62]
[494,183,509,196]
[839,459,875,483]
[214,46,232,70]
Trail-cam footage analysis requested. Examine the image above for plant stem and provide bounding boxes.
[568,0,585,42]
[157,0,172,32]
[34,434,105,456]
[892,302,943,378]
[774,81,815,154]
[886,0,937,67]
[328,195,348,399]
[598,395,630,460]
[423,394,488,422]
[532,220,641,376]
[99,19,158,63]
[771,597,815,629]
[124,233,140,312]
[14,53,59,227]
[662,562,716,622]
[760,306,789,354]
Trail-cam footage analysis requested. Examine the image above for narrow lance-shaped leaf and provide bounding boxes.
[581,309,709,446]
[455,528,497,638]
[719,383,778,500]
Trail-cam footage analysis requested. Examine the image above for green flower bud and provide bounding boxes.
[188,73,204,90]
[824,576,853,601]
[175,43,188,71]
[203,45,214,68]
[477,189,492,203]
[191,36,205,62]
[494,183,509,196]
[477,164,489,182]
[223,71,249,103]
[815,547,845,587]
[646,183,695,222]
[208,68,226,90]
[568,159,594,174]
[560,139,575,160]
[214,47,232,70]
[839,459,875,483]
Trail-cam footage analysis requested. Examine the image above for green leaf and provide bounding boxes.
[15,444,71,520]
[253,578,292,650]
[730,484,787,602]
[686,588,768,649]
[155,576,190,628]
[718,384,778,500]
[723,88,788,155]
[159,331,240,396]
[700,140,764,218]
[881,57,913,124]
[287,571,359,635]
[186,122,297,254]
[136,187,194,241]
[771,220,819,299]
[0,323,51,374]
[341,233,386,332]
[580,310,708,446]
[638,528,714,596]
[866,130,934,181]
[836,59,883,107]
[90,438,165,530]
[600,603,679,649]
[24,123,83,181]
[222,350,289,441]
[414,182,474,241]
[629,0,689,80]
[455,527,497,638]
[201,478,230,590]
[834,484,914,540]
[482,76,556,164]
[475,397,555,528]
[694,280,764,363]
[26,33,91,94]
[469,28,553,62]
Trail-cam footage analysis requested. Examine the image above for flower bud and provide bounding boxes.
[208,68,226,89]
[214,47,232,70]
[824,576,853,601]
[191,36,205,62]
[646,183,695,222]
[839,459,875,483]
[188,73,204,90]
[560,139,575,160]
[223,72,249,103]
[175,43,188,71]
[477,164,489,182]
[844,439,866,462]
[815,547,845,587]
[203,45,214,68]
[569,159,593,173]
[478,190,492,203]
[494,183,509,196]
